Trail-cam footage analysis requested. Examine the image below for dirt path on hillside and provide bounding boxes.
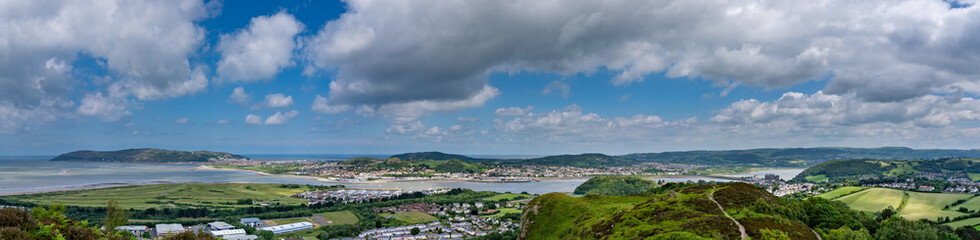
[708,189,748,240]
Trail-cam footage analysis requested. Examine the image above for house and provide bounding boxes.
[918,185,936,192]
[240,217,263,227]
[257,222,314,235]
[114,225,148,236]
[207,221,236,231]
[155,224,186,238]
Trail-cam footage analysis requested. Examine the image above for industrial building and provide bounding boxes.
[155,223,186,238]
[207,221,236,231]
[114,225,148,237]
[210,229,247,238]
[257,222,314,235]
[240,217,263,227]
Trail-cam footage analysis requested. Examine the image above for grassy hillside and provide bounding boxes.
[0,183,315,209]
[513,153,636,167]
[50,148,248,163]
[624,147,980,167]
[521,182,821,240]
[573,176,657,195]
[794,158,980,183]
[341,157,487,173]
[829,187,980,226]
[388,151,485,161]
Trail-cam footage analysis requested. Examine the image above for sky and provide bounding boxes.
[2,0,980,155]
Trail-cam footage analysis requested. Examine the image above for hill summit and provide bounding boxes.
[50,148,248,163]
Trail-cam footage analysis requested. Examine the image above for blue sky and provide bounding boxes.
[2,0,980,155]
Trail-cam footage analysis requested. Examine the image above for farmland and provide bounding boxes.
[817,186,867,199]
[834,188,905,213]
[1,183,313,209]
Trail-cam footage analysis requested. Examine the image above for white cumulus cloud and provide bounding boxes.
[264,93,294,108]
[264,110,299,125]
[217,12,304,81]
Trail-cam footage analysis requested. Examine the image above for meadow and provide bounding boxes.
[817,186,867,200]
[379,211,438,224]
[1,183,312,209]
[827,187,980,228]
[834,188,905,213]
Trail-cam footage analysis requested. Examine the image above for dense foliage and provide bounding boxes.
[50,148,246,163]
[573,176,658,195]
[623,147,980,167]
[511,153,636,167]
[521,182,980,240]
[0,206,131,240]
[794,158,980,183]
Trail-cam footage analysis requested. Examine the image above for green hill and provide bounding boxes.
[793,158,980,183]
[573,176,657,195]
[50,148,248,163]
[388,151,484,161]
[514,153,636,167]
[623,147,980,167]
[521,182,825,240]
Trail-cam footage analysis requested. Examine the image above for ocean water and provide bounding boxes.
[0,156,735,195]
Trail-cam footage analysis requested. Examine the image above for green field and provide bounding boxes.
[970,173,980,182]
[899,191,971,220]
[804,174,829,183]
[818,187,867,199]
[380,211,438,224]
[835,188,904,213]
[1,183,310,209]
[948,217,980,228]
[488,208,521,218]
[484,193,534,201]
[316,211,359,225]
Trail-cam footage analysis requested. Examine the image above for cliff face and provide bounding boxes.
[50,148,248,163]
[519,182,818,240]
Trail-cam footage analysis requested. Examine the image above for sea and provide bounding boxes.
[0,155,800,195]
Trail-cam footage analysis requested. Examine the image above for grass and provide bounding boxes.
[885,164,918,177]
[899,191,971,221]
[381,212,439,224]
[488,208,521,218]
[835,188,905,214]
[969,173,980,182]
[484,193,534,201]
[380,211,438,224]
[804,174,829,183]
[316,211,358,225]
[818,187,867,200]
[1,183,310,209]
[833,187,979,222]
[947,217,980,228]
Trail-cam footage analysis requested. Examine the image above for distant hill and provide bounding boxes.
[388,151,485,161]
[521,182,828,239]
[623,147,980,167]
[573,176,657,195]
[50,148,248,163]
[513,153,636,167]
[794,158,980,183]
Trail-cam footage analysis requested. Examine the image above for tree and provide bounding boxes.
[375,220,383,228]
[104,200,128,232]
[824,227,872,240]
[411,227,420,235]
[760,229,791,240]
[257,230,275,240]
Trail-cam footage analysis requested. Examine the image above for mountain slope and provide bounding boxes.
[50,148,248,163]
[623,147,980,167]
[520,182,820,240]
[515,153,636,167]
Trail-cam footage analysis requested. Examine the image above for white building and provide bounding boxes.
[155,223,186,238]
[257,222,314,235]
[114,225,148,236]
[240,217,263,227]
[210,229,247,238]
[207,221,236,231]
